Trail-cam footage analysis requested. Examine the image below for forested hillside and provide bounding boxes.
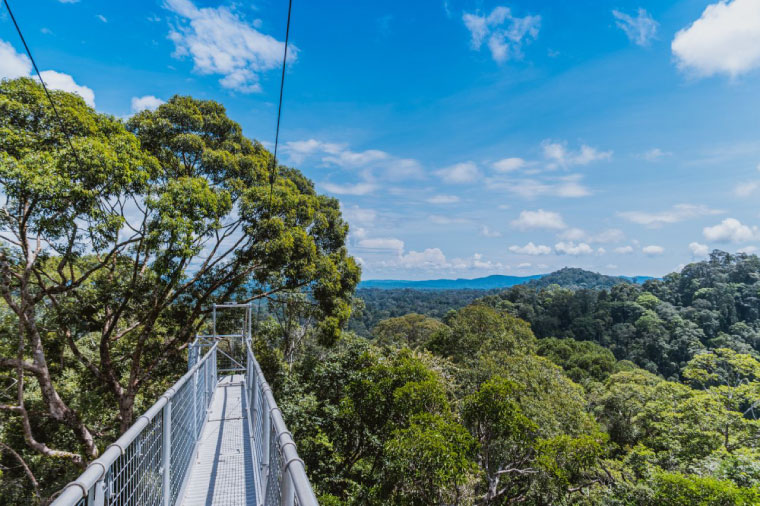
[524,267,635,290]
[295,250,760,503]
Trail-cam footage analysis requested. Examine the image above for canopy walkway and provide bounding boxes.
[51,304,317,506]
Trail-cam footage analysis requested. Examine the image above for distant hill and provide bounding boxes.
[358,269,652,291]
[525,267,639,290]
[358,274,543,290]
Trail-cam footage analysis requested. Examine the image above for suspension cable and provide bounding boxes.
[2,0,84,168]
[269,0,294,204]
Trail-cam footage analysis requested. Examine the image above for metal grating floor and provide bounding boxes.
[179,375,257,506]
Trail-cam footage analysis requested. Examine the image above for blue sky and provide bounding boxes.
[3,0,760,280]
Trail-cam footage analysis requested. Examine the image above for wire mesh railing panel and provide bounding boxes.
[217,337,246,373]
[170,369,196,504]
[264,422,283,505]
[106,409,164,506]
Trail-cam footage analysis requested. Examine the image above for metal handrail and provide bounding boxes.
[51,343,218,506]
[246,340,319,506]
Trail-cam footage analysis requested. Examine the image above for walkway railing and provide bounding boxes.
[51,343,218,506]
[51,301,319,506]
[246,340,318,506]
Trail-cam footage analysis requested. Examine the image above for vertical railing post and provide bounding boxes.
[281,471,295,506]
[262,398,271,489]
[192,369,198,438]
[162,401,172,506]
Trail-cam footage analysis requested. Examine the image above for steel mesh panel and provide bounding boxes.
[105,409,163,506]
[264,422,282,506]
[170,373,196,504]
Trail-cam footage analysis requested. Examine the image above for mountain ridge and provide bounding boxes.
[359,268,654,291]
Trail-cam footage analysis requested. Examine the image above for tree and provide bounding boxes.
[0,79,359,500]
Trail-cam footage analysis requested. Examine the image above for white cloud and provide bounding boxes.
[689,241,710,257]
[672,0,760,78]
[555,241,594,256]
[435,161,480,183]
[492,157,526,172]
[357,237,404,253]
[283,139,423,181]
[131,95,165,113]
[558,228,587,241]
[321,182,377,196]
[164,0,294,92]
[97,14,108,23]
[614,246,634,254]
[511,209,566,230]
[612,8,658,46]
[398,248,449,268]
[509,242,552,255]
[734,181,760,197]
[38,70,95,107]
[642,245,665,256]
[462,6,540,63]
[0,42,96,108]
[427,194,460,204]
[487,174,592,199]
[641,148,670,161]
[542,140,612,168]
[738,245,757,254]
[0,40,32,79]
[703,218,758,243]
[557,227,624,244]
[480,225,501,237]
[57,0,79,3]
[342,205,376,225]
[619,204,723,228]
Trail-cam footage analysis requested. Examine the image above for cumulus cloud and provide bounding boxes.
[672,0,760,78]
[480,225,501,237]
[703,218,758,243]
[357,237,405,253]
[689,241,710,257]
[462,6,540,62]
[398,248,449,268]
[734,181,760,197]
[642,245,665,256]
[511,209,566,230]
[554,241,595,256]
[131,95,165,113]
[612,8,658,46]
[435,161,480,183]
[0,40,31,79]
[614,246,634,254]
[619,204,723,228]
[427,194,460,204]
[542,140,612,168]
[509,242,552,255]
[321,182,377,196]
[0,41,95,107]
[284,139,423,181]
[164,0,294,92]
[38,70,95,107]
[492,157,526,172]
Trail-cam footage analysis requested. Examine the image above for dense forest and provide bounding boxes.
[3,78,760,505]
[272,250,760,504]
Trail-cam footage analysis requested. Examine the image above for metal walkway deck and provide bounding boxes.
[180,375,257,506]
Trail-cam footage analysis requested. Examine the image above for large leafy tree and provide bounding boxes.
[0,78,358,500]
